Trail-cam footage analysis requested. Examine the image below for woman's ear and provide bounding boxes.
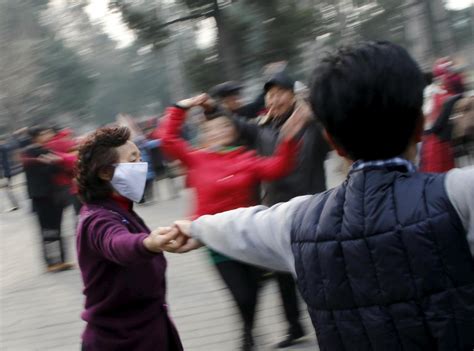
[98,166,114,181]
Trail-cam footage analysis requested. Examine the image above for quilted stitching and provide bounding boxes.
[291,169,474,351]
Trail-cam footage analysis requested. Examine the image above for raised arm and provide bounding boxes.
[157,94,209,167]
[157,107,195,166]
[252,102,312,180]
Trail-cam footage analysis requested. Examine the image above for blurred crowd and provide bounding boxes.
[0,122,179,273]
[421,57,474,171]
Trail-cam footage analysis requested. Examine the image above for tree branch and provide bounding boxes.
[160,10,215,27]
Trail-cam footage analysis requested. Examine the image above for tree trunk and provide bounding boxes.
[425,0,455,56]
[402,0,433,69]
[213,0,240,80]
[156,1,188,101]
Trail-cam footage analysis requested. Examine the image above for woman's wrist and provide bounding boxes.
[143,236,161,253]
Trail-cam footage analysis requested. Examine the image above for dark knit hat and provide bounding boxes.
[210,81,243,98]
[264,72,295,93]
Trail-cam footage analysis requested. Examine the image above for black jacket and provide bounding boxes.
[22,144,59,199]
[426,93,464,142]
[234,93,265,119]
[233,110,330,205]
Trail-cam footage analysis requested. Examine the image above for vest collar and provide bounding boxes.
[350,157,416,174]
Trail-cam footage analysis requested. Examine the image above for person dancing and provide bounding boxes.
[157,94,308,351]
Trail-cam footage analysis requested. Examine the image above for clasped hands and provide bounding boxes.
[143,220,203,254]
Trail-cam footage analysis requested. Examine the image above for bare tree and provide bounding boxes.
[0,1,45,131]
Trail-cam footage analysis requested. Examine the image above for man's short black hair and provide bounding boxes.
[310,41,424,160]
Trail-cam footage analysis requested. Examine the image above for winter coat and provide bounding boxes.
[291,166,474,351]
[77,197,183,351]
[233,107,330,205]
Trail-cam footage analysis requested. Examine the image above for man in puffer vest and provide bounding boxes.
[159,41,474,351]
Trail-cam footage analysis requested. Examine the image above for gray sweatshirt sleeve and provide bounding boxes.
[445,166,474,256]
[191,195,312,275]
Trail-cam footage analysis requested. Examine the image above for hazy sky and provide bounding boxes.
[84,0,136,48]
[84,0,473,49]
[447,0,473,9]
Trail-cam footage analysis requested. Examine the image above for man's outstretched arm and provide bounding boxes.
[185,196,312,274]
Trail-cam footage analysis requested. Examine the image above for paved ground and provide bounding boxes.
[0,177,318,351]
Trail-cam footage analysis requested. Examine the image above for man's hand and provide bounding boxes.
[280,102,313,140]
[173,220,192,236]
[173,220,203,253]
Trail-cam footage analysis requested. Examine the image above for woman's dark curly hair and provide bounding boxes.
[76,126,131,203]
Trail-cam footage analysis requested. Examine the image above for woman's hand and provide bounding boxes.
[147,221,203,253]
[199,95,217,113]
[177,94,209,109]
[143,226,184,253]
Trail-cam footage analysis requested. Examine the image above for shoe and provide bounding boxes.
[47,262,74,273]
[242,330,254,351]
[276,326,305,348]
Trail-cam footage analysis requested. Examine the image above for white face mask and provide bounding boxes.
[110,162,148,203]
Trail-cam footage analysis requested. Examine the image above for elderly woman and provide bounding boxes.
[75,126,183,351]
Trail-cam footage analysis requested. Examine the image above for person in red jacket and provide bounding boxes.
[420,58,465,173]
[22,126,76,272]
[157,94,308,351]
[45,128,81,214]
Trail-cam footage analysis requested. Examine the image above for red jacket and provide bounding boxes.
[45,133,78,192]
[47,130,78,153]
[420,91,455,173]
[158,107,298,217]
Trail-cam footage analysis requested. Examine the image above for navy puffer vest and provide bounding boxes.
[291,168,474,351]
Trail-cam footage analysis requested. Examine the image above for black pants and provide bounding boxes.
[215,260,262,332]
[32,197,66,266]
[275,272,301,333]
